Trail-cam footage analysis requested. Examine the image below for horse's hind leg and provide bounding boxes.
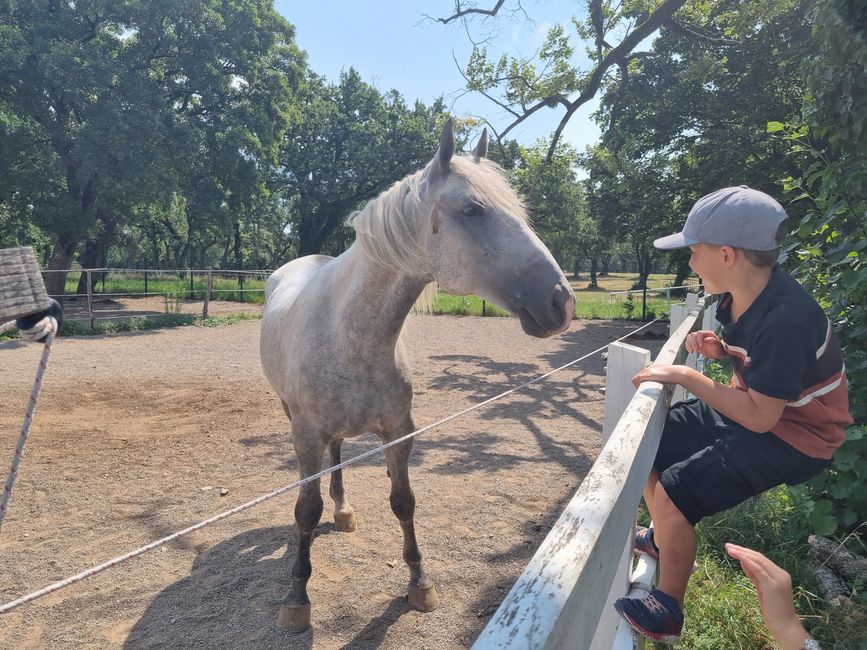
[384,432,439,612]
[277,434,324,633]
[328,439,357,532]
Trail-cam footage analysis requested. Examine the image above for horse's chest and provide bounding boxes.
[286,352,413,432]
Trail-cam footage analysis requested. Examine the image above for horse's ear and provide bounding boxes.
[472,128,488,161]
[428,119,455,185]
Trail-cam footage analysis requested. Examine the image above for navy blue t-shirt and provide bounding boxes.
[715,266,851,459]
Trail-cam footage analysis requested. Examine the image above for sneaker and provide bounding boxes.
[614,589,684,644]
[634,525,660,560]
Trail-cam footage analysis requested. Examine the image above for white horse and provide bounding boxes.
[260,120,575,632]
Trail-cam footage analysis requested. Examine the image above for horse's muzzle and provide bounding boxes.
[516,282,575,338]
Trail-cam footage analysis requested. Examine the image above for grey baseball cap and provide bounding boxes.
[654,185,789,250]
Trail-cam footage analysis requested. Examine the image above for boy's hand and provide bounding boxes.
[685,330,727,359]
[632,364,687,388]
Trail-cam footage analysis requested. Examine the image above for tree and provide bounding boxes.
[512,140,590,270]
[280,69,447,256]
[0,0,303,294]
[777,0,867,537]
[437,0,692,159]
[582,1,813,285]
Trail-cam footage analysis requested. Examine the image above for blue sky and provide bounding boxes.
[275,2,601,153]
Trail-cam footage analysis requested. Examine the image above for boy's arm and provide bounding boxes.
[633,365,787,433]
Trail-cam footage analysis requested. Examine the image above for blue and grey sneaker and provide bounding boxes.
[634,525,660,560]
[614,588,684,644]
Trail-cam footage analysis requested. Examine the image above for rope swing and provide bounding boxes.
[0,247,62,533]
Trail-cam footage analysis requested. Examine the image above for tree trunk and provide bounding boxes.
[601,254,610,277]
[43,232,80,297]
[589,257,598,287]
[673,257,691,289]
[809,535,867,583]
[75,214,117,296]
[814,565,851,604]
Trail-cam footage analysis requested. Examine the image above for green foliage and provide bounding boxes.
[621,293,636,319]
[0,0,304,286]
[279,69,447,256]
[512,140,592,268]
[776,0,867,539]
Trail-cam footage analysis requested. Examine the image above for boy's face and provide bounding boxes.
[688,243,730,294]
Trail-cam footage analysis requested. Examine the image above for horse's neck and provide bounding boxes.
[333,244,426,353]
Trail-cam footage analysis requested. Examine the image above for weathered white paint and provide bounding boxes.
[602,343,652,440]
[473,300,705,650]
[592,343,652,650]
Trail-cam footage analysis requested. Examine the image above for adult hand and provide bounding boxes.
[725,543,813,650]
[685,330,727,359]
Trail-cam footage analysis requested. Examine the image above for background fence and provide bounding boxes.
[40,268,702,328]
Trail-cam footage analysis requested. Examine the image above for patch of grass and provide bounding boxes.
[432,291,670,321]
[432,292,510,317]
[53,311,260,336]
[201,312,261,327]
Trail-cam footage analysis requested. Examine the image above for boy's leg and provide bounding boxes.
[643,467,661,520]
[652,480,696,606]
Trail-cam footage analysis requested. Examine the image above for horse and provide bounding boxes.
[259,119,576,632]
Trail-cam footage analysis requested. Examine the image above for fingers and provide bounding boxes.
[726,544,772,585]
[685,330,719,354]
[725,543,791,587]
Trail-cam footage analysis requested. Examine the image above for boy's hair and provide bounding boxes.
[734,220,789,268]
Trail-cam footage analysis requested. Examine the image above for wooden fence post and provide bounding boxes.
[203,268,213,321]
[86,269,94,330]
[592,341,652,649]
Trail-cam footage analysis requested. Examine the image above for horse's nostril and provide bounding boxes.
[552,285,572,310]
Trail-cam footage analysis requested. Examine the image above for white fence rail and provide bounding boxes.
[473,295,710,649]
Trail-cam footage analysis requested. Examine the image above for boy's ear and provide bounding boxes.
[720,245,738,267]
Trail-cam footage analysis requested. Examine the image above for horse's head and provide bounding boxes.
[418,120,575,338]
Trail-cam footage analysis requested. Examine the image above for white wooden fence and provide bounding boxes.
[473,295,716,649]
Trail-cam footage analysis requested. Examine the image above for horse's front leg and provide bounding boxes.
[384,427,439,612]
[278,433,325,633]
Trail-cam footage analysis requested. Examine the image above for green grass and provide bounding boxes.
[432,291,671,320]
[54,311,260,336]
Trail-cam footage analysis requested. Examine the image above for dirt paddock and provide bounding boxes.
[0,314,665,649]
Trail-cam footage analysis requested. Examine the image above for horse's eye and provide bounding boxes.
[462,202,484,217]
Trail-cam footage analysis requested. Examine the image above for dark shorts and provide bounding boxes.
[654,399,831,525]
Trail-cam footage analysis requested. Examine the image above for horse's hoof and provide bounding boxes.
[334,511,357,532]
[407,584,439,612]
[277,604,311,632]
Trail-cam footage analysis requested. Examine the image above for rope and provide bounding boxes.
[0,320,56,533]
[0,317,662,614]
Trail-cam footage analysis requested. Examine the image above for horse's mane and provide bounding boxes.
[347,156,527,275]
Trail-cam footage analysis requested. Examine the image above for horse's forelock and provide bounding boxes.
[450,157,528,224]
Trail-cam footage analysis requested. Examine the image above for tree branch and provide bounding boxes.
[664,18,742,46]
[434,0,507,25]
[544,0,687,161]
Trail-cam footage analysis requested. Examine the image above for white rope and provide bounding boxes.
[0,317,662,614]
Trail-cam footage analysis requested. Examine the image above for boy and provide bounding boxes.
[613,186,853,643]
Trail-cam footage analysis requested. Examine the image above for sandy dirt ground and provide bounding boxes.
[0,312,665,649]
